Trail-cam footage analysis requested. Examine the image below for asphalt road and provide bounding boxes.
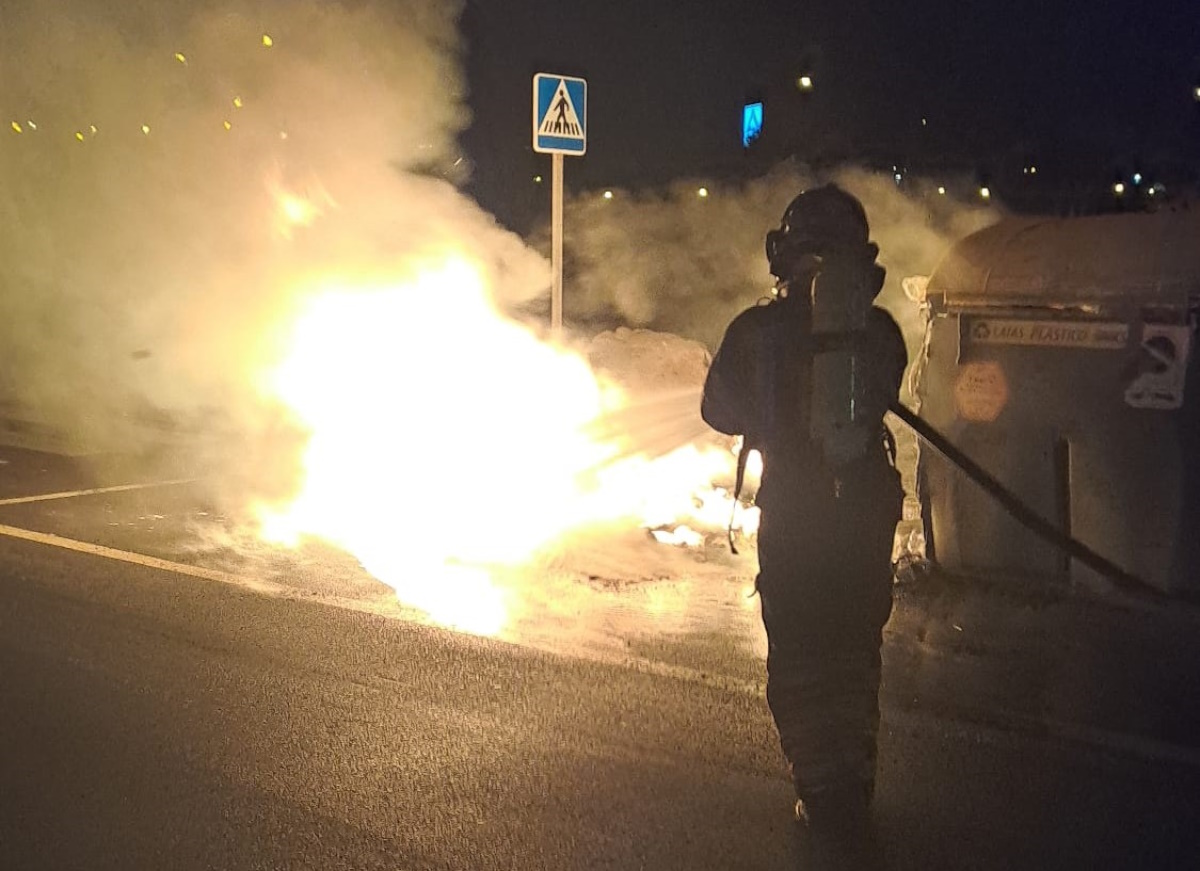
[1,448,1199,870]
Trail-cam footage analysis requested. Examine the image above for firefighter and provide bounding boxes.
[701,185,907,834]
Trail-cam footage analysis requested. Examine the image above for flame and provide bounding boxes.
[256,252,758,636]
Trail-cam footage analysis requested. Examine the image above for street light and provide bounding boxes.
[697,187,709,198]
[937,186,947,195]
[1113,182,1126,195]
[796,75,814,92]
[979,186,991,200]
[602,190,614,200]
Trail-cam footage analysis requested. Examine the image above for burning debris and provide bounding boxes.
[252,261,760,635]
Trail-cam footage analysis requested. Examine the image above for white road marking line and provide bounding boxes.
[0,479,195,506]
[0,522,287,597]
[0,520,412,621]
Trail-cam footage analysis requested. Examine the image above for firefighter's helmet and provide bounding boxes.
[765,184,872,279]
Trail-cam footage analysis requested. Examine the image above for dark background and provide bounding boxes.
[460,0,1200,231]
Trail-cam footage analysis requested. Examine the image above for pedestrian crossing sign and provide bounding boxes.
[533,73,587,155]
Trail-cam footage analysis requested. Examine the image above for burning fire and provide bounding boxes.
[255,250,757,636]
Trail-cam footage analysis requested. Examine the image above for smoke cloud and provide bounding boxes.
[0,0,547,465]
[556,163,1000,353]
[552,163,1002,564]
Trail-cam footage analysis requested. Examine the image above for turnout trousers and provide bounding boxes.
[755,465,899,815]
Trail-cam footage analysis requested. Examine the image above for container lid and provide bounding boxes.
[928,209,1200,310]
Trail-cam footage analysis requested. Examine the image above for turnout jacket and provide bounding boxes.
[702,296,906,519]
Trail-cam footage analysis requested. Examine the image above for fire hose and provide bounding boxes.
[886,401,1165,602]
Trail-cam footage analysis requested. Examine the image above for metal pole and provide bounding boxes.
[551,152,564,334]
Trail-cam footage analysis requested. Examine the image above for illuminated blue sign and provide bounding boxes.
[742,101,763,148]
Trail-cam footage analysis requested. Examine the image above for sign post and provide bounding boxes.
[551,152,564,332]
[533,72,587,334]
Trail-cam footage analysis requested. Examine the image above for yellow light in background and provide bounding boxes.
[533,175,543,183]
[74,131,84,142]
[141,124,151,135]
[697,187,709,198]
[233,96,244,109]
[979,186,991,199]
[278,194,319,228]
[10,121,21,134]
[1113,182,1126,195]
[89,124,97,135]
[797,75,814,91]
[262,34,274,47]
[223,120,232,131]
[279,131,289,140]
[937,185,947,195]
[1030,165,1038,175]
[27,120,37,130]
[174,52,187,64]
[602,190,613,200]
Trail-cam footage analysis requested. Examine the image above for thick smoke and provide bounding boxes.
[0,0,546,464]
[557,163,999,353]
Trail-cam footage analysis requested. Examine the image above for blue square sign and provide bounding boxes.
[533,73,587,155]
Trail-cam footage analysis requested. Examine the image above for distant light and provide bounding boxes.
[979,186,991,199]
[1113,182,1126,195]
[232,96,244,109]
[74,131,84,142]
[920,117,928,126]
[1147,187,1156,197]
[602,190,614,200]
[280,195,317,227]
[279,131,288,140]
[893,172,903,184]
[1194,84,1200,101]
[697,187,710,198]
[533,175,543,183]
[797,75,814,92]
[1132,172,1143,185]
[937,185,947,195]
[141,124,151,135]
[262,34,274,47]
[10,121,21,134]
[26,120,36,131]
[223,120,232,131]
[89,124,97,135]
[174,52,187,65]
[1030,165,1038,175]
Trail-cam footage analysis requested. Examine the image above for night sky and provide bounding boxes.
[461,0,1200,229]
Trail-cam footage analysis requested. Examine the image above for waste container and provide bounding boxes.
[916,210,1200,595]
